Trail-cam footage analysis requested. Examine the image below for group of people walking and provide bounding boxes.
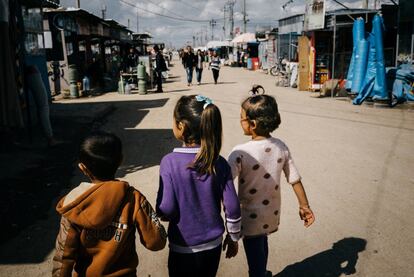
[52,87,315,277]
[181,46,221,86]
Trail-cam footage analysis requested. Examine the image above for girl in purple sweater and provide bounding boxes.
[156,95,241,277]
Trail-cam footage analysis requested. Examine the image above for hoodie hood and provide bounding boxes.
[56,180,130,229]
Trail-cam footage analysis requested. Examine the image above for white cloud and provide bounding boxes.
[59,0,393,47]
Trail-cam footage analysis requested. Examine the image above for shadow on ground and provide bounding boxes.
[274,237,367,277]
[0,97,176,264]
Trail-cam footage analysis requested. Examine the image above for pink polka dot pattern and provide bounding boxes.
[252,164,260,170]
[236,157,242,163]
[277,158,283,163]
[263,224,269,229]
[264,173,271,179]
[275,185,279,190]
[250,213,257,219]
[249,188,257,194]
[265,148,271,152]
[262,200,269,205]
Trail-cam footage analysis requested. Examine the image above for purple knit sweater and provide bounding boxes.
[156,147,241,253]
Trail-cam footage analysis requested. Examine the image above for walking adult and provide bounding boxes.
[153,45,167,93]
[209,51,221,84]
[126,48,138,72]
[182,46,196,86]
[195,49,205,85]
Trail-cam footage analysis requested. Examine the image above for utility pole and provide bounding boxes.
[223,1,235,40]
[101,5,106,19]
[243,0,247,33]
[229,1,235,39]
[362,0,369,9]
[127,18,130,29]
[76,0,80,8]
[223,4,227,40]
[136,8,139,33]
[210,19,217,41]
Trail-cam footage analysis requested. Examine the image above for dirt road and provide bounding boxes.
[1,60,413,276]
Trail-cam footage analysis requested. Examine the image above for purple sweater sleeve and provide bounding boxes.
[222,165,241,241]
[156,159,178,221]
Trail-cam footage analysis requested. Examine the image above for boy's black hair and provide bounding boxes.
[242,94,281,136]
[79,132,122,181]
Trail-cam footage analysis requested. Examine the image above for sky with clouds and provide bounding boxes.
[60,0,395,47]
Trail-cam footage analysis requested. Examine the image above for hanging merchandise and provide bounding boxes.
[353,33,377,104]
[371,15,388,101]
[346,18,365,91]
[351,39,369,94]
[350,14,390,105]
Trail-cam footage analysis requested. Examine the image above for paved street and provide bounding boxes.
[1,60,413,276]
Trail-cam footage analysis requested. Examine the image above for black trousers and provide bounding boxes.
[168,245,222,277]
[212,69,219,83]
[155,70,163,91]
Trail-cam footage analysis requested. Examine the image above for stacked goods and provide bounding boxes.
[386,64,414,106]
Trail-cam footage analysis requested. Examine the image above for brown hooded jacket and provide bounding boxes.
[52,180,166,277]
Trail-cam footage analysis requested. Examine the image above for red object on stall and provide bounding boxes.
[251,58,259,70]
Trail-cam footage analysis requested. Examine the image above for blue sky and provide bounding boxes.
[60,0,394,48]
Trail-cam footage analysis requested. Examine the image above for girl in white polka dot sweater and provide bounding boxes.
[228,92,315,277]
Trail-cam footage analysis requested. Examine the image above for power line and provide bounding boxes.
[175,0,201,12]
[119,0,222,23]
[142,0,186,19]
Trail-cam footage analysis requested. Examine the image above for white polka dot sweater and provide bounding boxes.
[228,137,301,237]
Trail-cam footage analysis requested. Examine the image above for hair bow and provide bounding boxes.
[195,95,213,109]
[249,84,265,96]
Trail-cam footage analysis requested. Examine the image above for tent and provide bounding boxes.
[232,33,256,44]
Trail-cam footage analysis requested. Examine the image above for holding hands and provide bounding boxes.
[222,234,238,259]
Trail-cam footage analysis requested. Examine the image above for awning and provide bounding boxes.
[231,33,256,44]
[206,40,233,48]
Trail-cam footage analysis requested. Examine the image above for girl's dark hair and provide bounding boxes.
[174,95,222,175]
[242,94,281,136]
[79,132,122,181]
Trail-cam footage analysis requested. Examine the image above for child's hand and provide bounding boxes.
[222,234,238,258]
[299,205,315,227]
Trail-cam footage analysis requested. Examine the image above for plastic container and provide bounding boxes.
[247,58,253,70]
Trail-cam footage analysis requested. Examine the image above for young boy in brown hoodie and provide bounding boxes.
[52,132,166,277]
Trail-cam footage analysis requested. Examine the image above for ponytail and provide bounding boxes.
[174,95,223,175]
[194,104,222,175]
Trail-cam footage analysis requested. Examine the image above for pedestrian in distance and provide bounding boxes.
[228,88,315,277]
[156,95,241,277]
[153,45,167,93]
[195,49,205,85]
[209,51,221,84]
[182,45,196,86]
[127,47,138,72]
[52,132,166,277]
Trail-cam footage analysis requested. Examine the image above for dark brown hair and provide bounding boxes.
[242,94,281,136]
[174,95,222,175]
[79,131,122,180]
